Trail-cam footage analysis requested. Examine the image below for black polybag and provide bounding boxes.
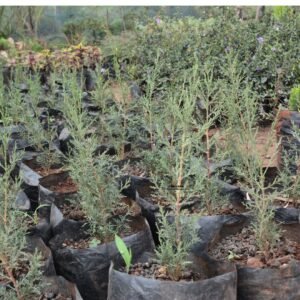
[107,262,237,300]
[107,210,300,300]
[38,171,78,218]
[49,204,155,300]
[195,210,300,300]
[107,214,246,300]
[0,235,84,299]
[237,260,300,300]
[277,111,300,173]
[129,177,246,244]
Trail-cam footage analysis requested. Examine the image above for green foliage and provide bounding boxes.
[115,234,132,273]
[16,251,44,299]
[36,148,62,173]
[132,17,204,88]
[89,238,101,248]
[144,64,224,214]
[0,118,43,299]
[26,39,44,52]
[91,72,112,109]
[69,137,127,242]
[2,7,300,287]
[273,6,294,22]
[97,58,140,159]
[30,125,61,173]
[218,55,259,128]
[61,74,129,242]
[220,61,281,254]
[109,20,123,35]
[139,51,161,148]
[131,15,300,106]
[4,85,25,124]
[63,19,84,44]
[18,80,61,172]
[27,204,50,225]
[0,37,10,50]
[60,71,94,141]
[123,12,137,31]
[155,210,199,281]
[83,18,107,44]
[289,85,300,111]
[143,65,228,279]
[63,18,107,45]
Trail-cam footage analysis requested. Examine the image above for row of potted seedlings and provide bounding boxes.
[1,63,300,300]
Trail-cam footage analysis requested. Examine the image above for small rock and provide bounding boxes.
[181,271,192,279]
[247,257,264,268]
[158,266,167,275]
[157,273,167,279]
[130,82,142,100]
[7,37,15,47]
[279,263,288,270]
[45,292,55,299]
[269,258,281,268]
[278,255,291,264]
[286,246,296,254]
[0,50,8,59]
[248,245,257,256]
[58,127,70,141]
[15,190,31,211]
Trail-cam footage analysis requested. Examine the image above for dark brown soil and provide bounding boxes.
[208,226,300,268]
[146,194,243,216]
[24,159,64,177]
[1,263,71,300]
[61,214,147,250]
[0,260,30,291]
[189,202,244,216]
[61,238,92,250]
[24,215,38,230]
[119,197,142,216]
[60,202,86,221]
[121,162,148,177]
[59,195,144,249]
[127,261,204,282]
[50,177,78,194]
[121,215,147,236]
[13,260,30,279]
[59,196,140,222]
[214,205,244,215]
[38,294,72,300]
[34,167,65,177]
[274,198,300,209]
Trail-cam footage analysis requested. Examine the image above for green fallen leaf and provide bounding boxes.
[115,234,132,273]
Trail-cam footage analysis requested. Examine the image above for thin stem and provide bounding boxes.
[175,132,186,247]
[0,254,23,300]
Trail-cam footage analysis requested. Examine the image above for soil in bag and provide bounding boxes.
[49,204,155,300]
[107,214,248,300]
[204,209,300,300]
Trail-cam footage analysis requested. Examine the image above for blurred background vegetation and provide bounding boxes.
[0,6,298,49]
[1,6,300,106]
